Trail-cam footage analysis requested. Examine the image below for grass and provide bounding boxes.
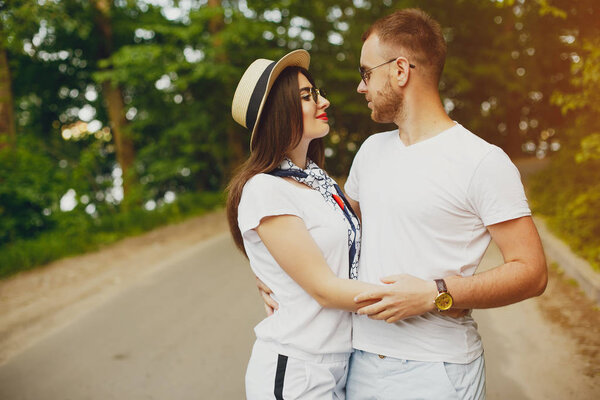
[549,262,563,275]
[525,156,600,274]
[0,191,224,279]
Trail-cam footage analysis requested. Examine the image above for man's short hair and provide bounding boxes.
[363,8,447,83]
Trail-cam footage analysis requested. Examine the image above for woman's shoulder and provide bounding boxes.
[242,173,294,200]
[245,172,285,189]
[238,173,304,221]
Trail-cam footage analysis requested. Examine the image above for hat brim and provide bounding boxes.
[232,50,310,151]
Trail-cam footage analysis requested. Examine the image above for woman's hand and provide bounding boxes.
[354,274,469,323]
[256,276,278,316]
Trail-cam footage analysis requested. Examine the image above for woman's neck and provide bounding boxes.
[286,141,310,168]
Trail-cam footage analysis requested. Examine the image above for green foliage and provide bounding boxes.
[551,38,600,162]
[0,191,224,278]
[577,133,600,163]
[529,32,600,271]
[2,0,599,277]
[529,152,600,271]
[0,135,67,244]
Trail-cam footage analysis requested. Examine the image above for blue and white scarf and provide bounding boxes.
[269,157,360,279]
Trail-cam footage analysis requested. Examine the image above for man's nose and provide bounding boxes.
[357,79,367,93]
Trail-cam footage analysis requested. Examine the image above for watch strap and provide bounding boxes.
[435,279,447,294]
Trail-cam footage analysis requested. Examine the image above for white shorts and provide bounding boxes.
[245,339,350,399]
[346,350,485,400]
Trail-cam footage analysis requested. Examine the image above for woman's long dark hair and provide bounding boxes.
[226,67,325,256]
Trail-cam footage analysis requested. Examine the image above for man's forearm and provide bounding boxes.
[446,257,547,309]
[444,216,548,309]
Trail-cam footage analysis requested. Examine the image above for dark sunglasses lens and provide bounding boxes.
[359,68,366,81]
[311,88,323,103]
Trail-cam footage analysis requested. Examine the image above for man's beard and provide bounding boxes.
[371,79,404,123]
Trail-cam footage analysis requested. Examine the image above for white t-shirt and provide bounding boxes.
[238,173,353,359]
[344,123,531,363]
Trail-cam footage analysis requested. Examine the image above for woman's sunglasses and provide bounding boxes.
[307,87,327,103]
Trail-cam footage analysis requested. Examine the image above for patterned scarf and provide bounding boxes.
[269,157,360,279]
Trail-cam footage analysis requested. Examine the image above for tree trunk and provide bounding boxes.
[0,43,16,148]
[208,0,224,33]
[91,0,135,197]
[102,81,135,184]
[208,0,245,170]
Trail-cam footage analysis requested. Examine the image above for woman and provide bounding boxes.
[227,50,382,399]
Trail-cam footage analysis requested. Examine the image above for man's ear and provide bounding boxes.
[395,57,411,87]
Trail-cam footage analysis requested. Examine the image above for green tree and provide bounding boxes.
[0,41,16,147]
[241,0,580,169]
[2,0,598,274]
[0,0,63,147]
[93,1,279,203]
[528,0,600,269]
[91,0,136,197]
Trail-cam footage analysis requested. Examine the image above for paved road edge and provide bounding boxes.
[534,215,600,304]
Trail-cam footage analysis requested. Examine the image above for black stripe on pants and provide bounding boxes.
[274,354,288,400]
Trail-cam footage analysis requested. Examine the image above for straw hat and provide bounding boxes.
[231,49,310,150]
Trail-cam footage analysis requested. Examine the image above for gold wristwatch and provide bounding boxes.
[433,279,453,311]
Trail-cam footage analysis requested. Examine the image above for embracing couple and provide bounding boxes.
[226,8,547,400]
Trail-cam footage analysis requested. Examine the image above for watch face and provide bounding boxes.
[435,293,453,311]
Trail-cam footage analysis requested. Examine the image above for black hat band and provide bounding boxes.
[245,61,276,132]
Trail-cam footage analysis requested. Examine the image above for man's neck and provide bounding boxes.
[395,92,455,146]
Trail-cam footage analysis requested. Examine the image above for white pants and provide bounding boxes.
[245,339,350,399]
[346,350,486,400]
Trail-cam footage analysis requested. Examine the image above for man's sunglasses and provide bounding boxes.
[359,58,416,85]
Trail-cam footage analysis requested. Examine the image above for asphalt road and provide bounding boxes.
[0,233,595,399]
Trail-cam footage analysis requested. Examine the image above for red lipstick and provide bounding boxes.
[317,113,328,121]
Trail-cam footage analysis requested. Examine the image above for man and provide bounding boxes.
[342,8,547,399]
[256,8,547,398]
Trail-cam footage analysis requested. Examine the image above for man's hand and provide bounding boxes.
[256,276,279,316]
[354,274,468,323]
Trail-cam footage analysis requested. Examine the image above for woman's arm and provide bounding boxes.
[255,214,380,312]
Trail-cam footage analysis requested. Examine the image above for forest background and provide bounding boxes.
[0,0,598,278]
